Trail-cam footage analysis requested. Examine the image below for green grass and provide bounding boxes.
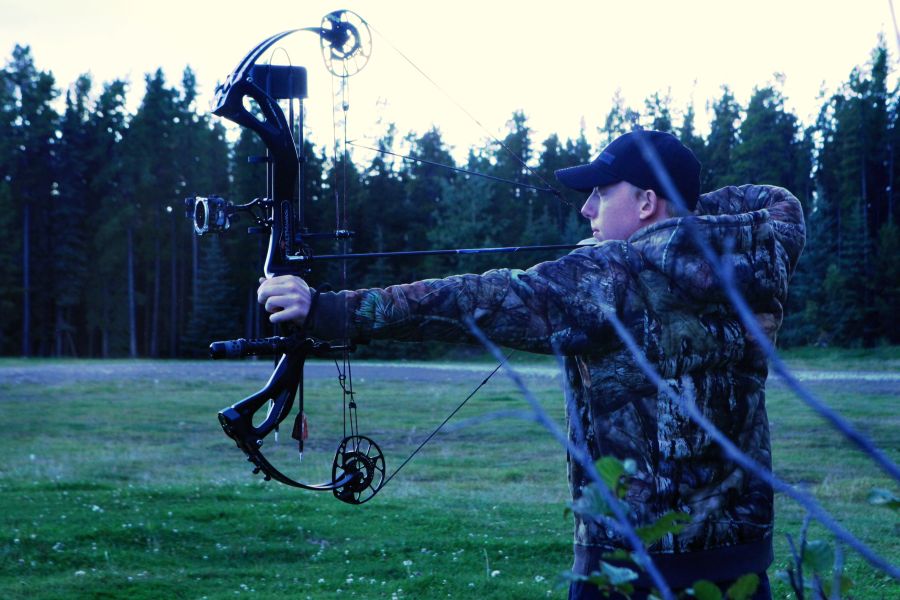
[0,352,897,599]
[776,345,900,371]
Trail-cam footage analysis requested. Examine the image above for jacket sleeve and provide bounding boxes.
[307,243,636,355]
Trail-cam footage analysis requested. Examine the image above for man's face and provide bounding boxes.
[580,181,646,242]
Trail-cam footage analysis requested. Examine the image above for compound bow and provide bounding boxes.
[186,9,580,505]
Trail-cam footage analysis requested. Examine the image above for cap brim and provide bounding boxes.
[554,163,621,193]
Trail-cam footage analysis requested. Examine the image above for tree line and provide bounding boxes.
[0,38,897,357]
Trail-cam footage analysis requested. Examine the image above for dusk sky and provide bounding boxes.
[2,0,897,157]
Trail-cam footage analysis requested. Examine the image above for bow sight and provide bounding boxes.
[185,10,384,504]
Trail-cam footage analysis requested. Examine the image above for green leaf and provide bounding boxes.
[570,485,610,517]
[821,574,854,597]
[613,583,635,595]
[596,456,626,496]
[635,511,691,544]
[601,549,635,564]
[690,580,723,600]
[801,540,834,574]
[725,573,760,600]
[867,488,900,511]
[599,561,639,585]
[570,481,631,518]
[583,573,610,587]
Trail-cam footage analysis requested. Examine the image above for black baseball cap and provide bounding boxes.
[555,130,701,210]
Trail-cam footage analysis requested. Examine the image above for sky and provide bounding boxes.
[1,0,898,160]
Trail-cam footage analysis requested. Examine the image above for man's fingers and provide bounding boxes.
[264,292,309,319]
[258,277,305,304]
[264,296,290,314]
[258,281,289,305]
[270,306,304,324]
[257,276,310,325]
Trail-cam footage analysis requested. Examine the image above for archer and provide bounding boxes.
[257,129,806,600]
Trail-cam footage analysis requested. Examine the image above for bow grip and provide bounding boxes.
[210,336,298,359]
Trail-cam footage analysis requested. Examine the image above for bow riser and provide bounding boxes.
[212,73,303,277]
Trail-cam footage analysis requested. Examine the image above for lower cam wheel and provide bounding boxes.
[332,435,385,504]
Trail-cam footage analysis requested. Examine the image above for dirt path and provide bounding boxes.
[1,359,898,389]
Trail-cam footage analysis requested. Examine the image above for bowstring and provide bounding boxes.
[379,349,515,489]
[331,56,359,454]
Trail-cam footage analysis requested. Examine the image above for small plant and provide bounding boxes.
[562,456,760,599]
[867,488,900,512]
[777,515,853,600]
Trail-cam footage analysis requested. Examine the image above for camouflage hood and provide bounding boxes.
[630,184,805,314]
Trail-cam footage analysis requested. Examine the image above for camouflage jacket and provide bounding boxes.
[309,185,806,586]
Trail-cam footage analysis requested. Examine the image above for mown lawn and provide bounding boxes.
[0,351,897,599]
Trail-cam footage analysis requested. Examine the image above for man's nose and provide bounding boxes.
[580,195,596,219]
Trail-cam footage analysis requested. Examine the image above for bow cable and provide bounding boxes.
[329,46,362,463]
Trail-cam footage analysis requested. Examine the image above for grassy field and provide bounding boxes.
[0,349,897,599]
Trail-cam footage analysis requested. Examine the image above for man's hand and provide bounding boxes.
[257,275,312,326]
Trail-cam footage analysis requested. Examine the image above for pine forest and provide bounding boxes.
[0,39,897,358]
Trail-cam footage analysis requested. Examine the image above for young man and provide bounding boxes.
[257,131,805,599]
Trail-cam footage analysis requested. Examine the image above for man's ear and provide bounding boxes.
[638,189,661,221]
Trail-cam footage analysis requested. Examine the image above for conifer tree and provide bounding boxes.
[83,80,129,356]
[181,235,240,356]
[53,74,93,355]
[5,46,58,356]
[0,59,19,353]
[644,91,674,133]
[489,111,537,247]
[117,69,183,355]
[403,127,458,259]
[176,68,231,356]
[599,89,635,146]
[678,103,707,174]
[730,85,811,194]
[427,147,501,275]
[358,125,407,285]
[705,86,741,191]
[534,129,590,246]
